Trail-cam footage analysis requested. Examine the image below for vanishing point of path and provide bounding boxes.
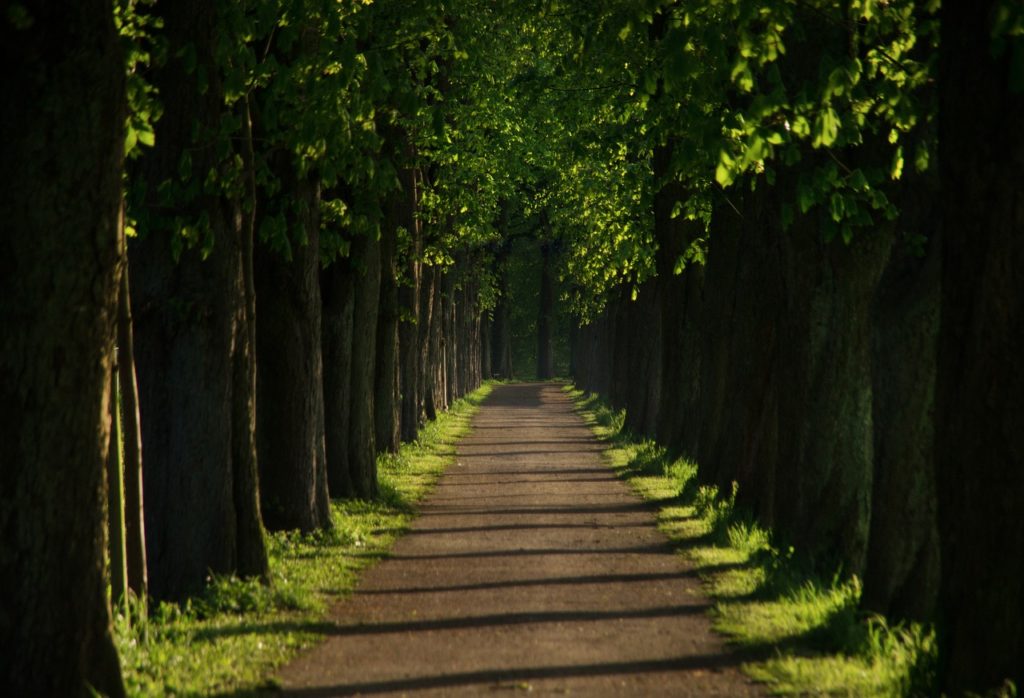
[277,383,763,696]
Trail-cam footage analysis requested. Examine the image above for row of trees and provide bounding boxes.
[3,0,504,694]
[554,1,1021,694]
[3,0,1021,695]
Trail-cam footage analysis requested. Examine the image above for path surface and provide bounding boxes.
[277,383,762,696]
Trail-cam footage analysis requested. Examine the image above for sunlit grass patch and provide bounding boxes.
[115,382,492,696]
[565,384,937,697]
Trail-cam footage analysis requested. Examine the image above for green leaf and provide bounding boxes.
[812,107,839,148]
[890,145,904,180]
[179,151,192,182]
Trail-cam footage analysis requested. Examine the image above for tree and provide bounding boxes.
[0,3,126,694]
[128,0,268,601]
[935,0,1024,691]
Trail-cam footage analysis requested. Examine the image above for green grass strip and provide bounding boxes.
[115,383,493,696]
[565,385,937,697]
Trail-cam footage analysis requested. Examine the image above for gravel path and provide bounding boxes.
[276,382,763,696]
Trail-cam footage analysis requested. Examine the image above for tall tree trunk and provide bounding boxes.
[118,258,148,598]
[254,167,331,532]
[491,284,514,379]
[771,201,890,576]
[107,368,128,604]
[652,144,705,456]
[537,242,555,380]
[349,230,381,498]
[0,3,126,693]
[375,211,401,454]
[935,2,1024,691]
[399,166,423,443]
[444,271,459,406]
[862,228,940,621]
[322,257,356,497]
[233,95,270,585]
[420,263,439,421]
[129,0,268,601]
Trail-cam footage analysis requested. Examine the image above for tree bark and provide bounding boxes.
[349,230,382,497]
[118,257,148,598]
[375,209,401,454]
[0,3,126,693]
[771,200,889,576]
[935,2,1024,691]
[862,227,940,621]
[129,0,268,601]
[399,165,423,443]
[107,367,128,604]
[420,263,440,421]
[254,167,332,532]
[322,257,356,497]
[537,242,556,380]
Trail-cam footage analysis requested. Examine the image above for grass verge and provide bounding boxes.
[565,385,937,697]
[114,383,493,696]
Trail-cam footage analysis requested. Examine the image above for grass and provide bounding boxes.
[565,385,938,697]
[114,382,493,696]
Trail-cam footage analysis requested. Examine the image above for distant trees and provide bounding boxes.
[560,0,1024,693]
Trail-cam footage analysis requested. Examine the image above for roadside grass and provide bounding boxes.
[114,383,493,696]
[565,385,937,697]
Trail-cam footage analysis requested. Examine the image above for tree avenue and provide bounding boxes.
[2,0,1022,695]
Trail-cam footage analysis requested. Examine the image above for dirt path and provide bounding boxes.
[276,383,762,696]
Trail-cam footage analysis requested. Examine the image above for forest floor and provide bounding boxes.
[275,382,763,696]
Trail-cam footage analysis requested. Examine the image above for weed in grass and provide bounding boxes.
[565,384,938,697]
[115,382,492,696]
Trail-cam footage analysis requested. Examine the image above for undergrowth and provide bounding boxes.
[114,383,492,696]
[566,385,938,697]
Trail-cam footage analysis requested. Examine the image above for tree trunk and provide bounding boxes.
[0,3,126,693]
[695,194,782,526]
[621,280,661,438]
[254,168,332,532]
[652,144,705,457]
[537,242,555,380]
[349,230,381,498]
[399,165,422,443]
[118,258,148,598]
[444,271,459,405]
[935,2,1024,691]
[420,263,439,422]
[375,214,401,454]
[862,227,940,621]
[771,201,889,576]
[129,0,268,601]
[322,257,356,497]
[232,95,271,585]
[107,368,128,604]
